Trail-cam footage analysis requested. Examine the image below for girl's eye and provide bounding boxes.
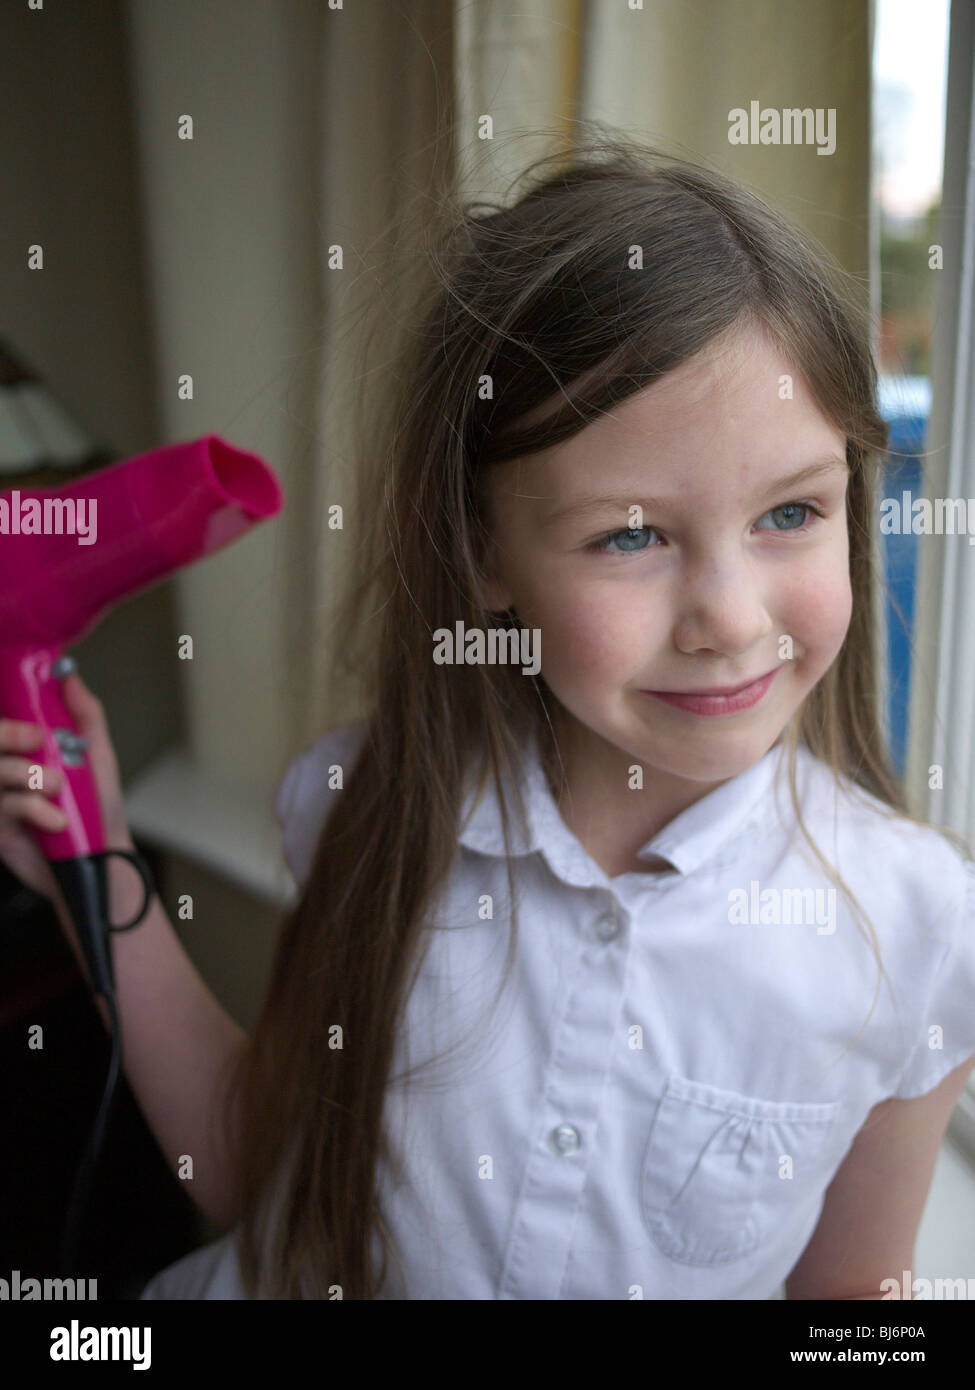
[587,525,659,554]
[586,501,824,555]
[754,502,823,533]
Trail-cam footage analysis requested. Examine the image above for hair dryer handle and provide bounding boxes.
[51,848,156,998]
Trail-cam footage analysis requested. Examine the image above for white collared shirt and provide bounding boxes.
[141,723,975,1299]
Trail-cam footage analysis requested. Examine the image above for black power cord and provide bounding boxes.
[51,849,156,1278]
[58,987,122,1275]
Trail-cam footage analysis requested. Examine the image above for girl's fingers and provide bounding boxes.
[60,673,108,737]
[0,790,70,830]
[0,719,44,751]
[2,679,130,847]
[0,756,64,794]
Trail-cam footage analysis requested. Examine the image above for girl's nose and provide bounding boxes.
[671,564,774,656]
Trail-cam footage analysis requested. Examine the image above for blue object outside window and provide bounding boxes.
[877,375,930,777]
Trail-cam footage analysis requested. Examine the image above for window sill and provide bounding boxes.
[122,747,296,908]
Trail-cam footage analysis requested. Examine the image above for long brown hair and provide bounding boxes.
[224,132,970,1299]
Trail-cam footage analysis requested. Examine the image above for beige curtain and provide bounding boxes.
[451,1,870,261]
[579,0,872,274]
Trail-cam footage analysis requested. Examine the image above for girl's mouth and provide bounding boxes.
[642,668,778,716]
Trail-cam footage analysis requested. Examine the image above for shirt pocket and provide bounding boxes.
[640,1072,839,1266]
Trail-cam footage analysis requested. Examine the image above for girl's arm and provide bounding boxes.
[56,846,248,1235]
[784,1055,975,1300]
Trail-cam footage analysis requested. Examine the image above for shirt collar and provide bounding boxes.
[458,724,800,890]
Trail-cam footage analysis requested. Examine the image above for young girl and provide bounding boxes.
[4,136,975,1301]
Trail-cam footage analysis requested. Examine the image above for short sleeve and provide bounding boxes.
[272,723,367,888]
[893,857,975,1099]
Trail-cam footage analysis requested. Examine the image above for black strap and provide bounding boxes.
[92,848,157,932]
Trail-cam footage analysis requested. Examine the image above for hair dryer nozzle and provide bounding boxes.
[134,434,284,563]
[0,434,284,647]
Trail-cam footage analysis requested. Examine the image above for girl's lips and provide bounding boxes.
[643,668,778,716]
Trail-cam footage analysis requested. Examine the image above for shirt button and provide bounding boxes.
[550,1124,581,1155]
[593,910,621,941]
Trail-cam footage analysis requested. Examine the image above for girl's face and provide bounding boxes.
[478,320,853,794]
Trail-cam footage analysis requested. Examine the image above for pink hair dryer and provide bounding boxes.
[0,435,284,1000]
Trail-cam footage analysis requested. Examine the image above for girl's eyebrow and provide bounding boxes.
[540,455,849,527]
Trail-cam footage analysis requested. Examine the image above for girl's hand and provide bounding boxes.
[0,672,134,913]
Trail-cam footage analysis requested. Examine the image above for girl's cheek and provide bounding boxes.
[781,560,853,663]
[794,551,852,622]
[541,593,659,679]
